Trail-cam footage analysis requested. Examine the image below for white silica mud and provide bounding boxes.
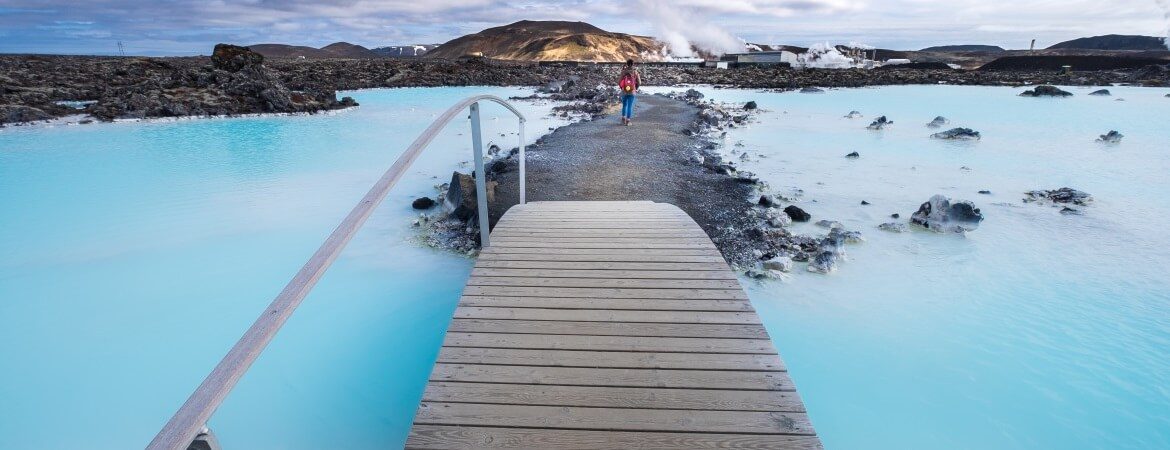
[648,84,1170,449]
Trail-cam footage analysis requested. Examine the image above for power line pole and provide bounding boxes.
[117,41,125,56]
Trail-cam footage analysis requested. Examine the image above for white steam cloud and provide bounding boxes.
[1156,0,1170,49]
[637,0,745,57]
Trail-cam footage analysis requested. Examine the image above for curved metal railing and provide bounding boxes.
[147,95,527,450]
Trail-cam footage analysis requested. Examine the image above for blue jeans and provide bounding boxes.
[621,94,636,119]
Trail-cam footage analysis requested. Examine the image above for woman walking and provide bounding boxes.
[618,59,641,126]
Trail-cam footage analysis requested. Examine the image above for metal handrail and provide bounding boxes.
[147,95,527,450]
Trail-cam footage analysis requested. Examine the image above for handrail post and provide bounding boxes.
[469,102,491,248]
[518,118,526,205]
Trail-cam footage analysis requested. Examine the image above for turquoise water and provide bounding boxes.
[649,85,1170,449]
[0,87,569,449]
[4,84,1170,449]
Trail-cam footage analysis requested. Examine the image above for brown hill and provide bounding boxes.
[425,20,665,62]
[248,42,381,59]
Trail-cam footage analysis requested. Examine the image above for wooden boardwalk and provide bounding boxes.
[406,201,821,449]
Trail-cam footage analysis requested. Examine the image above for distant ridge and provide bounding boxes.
[425,20,664,62]
[920,45,1005,52]
[1048,35,1167,51]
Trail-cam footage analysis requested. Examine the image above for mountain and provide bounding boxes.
[425,20,664,62]
[247,42,381,59]
[1048,35,1167,51]
[920,45,1005,52]
[372,44,440,58]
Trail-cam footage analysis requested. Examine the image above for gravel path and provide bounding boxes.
[488,94,764,267]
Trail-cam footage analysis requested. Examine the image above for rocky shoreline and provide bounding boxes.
[4,49,1168,126]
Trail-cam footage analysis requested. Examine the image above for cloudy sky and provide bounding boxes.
[0,0,1167,55]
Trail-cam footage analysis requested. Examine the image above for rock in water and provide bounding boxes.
[758,195,777,207]
[1019,85,1073,97]
[878,222,908,233]
[1089,89,1111,96]
[412,197,437,209]
[844,110,863,119]
[211,43,264,72]
[867,116,893,130]
[926,116,949,128]
[744,101,758,110]
[801,87,824,93]
[445,171,497,221]
[845,151,860,158]
[1024,187,1092,205]
[931,127,981,140]
[784,205,812,222]
[815,220,843,229]
[763,256,794,272]
[807,251,838,273]
[1097,130,1123,143]
[684,89,704,100]
[764,208,792,227]
[910,194,984,233]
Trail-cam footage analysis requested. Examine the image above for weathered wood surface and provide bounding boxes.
[407,201,820,449]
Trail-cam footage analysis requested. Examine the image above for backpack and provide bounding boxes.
[619,73,636,93]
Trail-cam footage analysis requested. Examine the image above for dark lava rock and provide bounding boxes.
[845,151,860,158]
[758,195,777,207]
[978,190,992,195]
[1089,89,1111,96]
[844,110,863,118]
[1097,130,1123,143]
[927,116,949,128]
[801,87,824,93]
[860,200,870,205]
[931,127,981,140]
[211,43,264,72]
[339,96,359,107]
[684,89,704,100]
[911,194,983,233]
[784,205,811,222]
[1060,206,1082,215]
[445,171,496,221]
[1019,85,1073,97]
[0,105,52,124]
[744,101,758,110]
[1024,187,1092,205]
[891,213,900,218]
[867,115,892,130]
[412,197,437,209]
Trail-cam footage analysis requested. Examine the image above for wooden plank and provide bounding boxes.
[482,247,716,256]
[477,252,727,263]
[447,319,767,338]
[406,425,824,450]
[472,268,735,280]
[436,348,786,371]
[486,234,711,241]
[413,402,813,435]
[490,230,708,237]
[441,333,778,354]
[483,241,717,249]
[458,296,755,311]
[462,286,749,300]
[473,260,730,271]
[454,307,761,324]
[429,364,794,390]
[467,276,741,290]
[421,382,805,412]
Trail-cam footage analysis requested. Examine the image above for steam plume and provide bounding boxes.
[1157,0,1170,49]
[637,0,745,57]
